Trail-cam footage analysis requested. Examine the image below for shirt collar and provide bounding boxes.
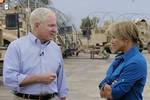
[28,32,50,46]
[28,32,37,43]
[122,45,139,62]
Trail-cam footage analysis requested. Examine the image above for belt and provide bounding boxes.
[14,91,58,100]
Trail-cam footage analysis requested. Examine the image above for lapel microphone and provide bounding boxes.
[39,51,44,56]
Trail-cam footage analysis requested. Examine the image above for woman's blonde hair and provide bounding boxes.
[108,21,143,47]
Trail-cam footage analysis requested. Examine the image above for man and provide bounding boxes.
[3,7,68,100]
[99,21,147,100]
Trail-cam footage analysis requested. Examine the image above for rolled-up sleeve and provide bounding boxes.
[3,42,27,91]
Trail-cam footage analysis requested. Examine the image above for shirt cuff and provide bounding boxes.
[17,73,27,86]
[58,89,68,98]
[111,87,121,99]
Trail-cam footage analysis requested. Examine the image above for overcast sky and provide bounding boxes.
[53,0,150,27]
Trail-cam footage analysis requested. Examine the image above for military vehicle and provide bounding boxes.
[77,16,150,59]
[78,19,112,59]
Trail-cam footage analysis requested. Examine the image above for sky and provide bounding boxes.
[52,0,150,27]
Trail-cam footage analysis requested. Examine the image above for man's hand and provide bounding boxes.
[100,84,112,99]
[39,74,56,84]
[20,74,56,87]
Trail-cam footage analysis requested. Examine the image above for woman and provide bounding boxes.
[99,21,147,100]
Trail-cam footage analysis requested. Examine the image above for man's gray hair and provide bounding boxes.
[30,7,55,31]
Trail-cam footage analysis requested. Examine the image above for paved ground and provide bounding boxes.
[0,51,150,100]
[65,51,150,100]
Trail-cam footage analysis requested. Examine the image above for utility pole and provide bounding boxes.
[17,3,20,38]
[16,13,20,38]
[27,0,30,33]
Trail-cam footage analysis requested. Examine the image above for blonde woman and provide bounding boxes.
[99,21,147,100]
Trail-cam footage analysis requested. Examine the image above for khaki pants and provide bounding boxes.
[13,95,60,100]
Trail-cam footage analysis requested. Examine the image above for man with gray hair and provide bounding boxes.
[3,7,68,100]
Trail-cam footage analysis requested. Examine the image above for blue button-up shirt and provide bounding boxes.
[3,32,68,97]
[100,46,147,100]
